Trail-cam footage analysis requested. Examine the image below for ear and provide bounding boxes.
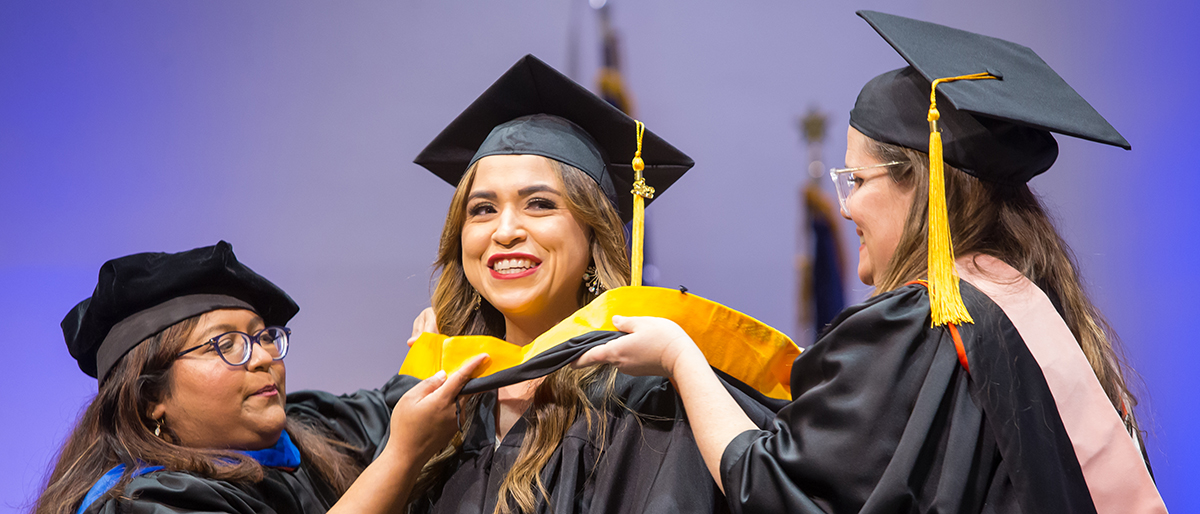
[149,402,167,421]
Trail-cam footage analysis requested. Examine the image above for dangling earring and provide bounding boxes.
[583,265,604,294]
[153,418,164,438]
[470,289,482,312]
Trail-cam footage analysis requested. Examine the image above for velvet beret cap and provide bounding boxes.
[62,241,298,383]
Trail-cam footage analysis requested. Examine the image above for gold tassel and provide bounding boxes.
[926,73,995,327]
[630,121,654,286]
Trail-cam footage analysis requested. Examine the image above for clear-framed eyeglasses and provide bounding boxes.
[177,326,291,367]
[828,161,909,216]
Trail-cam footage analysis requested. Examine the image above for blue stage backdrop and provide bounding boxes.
[2,0,1195,511]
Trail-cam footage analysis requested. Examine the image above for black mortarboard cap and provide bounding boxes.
[62,241,299,383]
[850,10,1130,184]
[414,54,694,223]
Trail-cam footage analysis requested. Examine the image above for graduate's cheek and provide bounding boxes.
[165,360,246,448]
[242,361,287,431]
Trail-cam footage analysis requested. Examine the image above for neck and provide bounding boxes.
[499,295,581,345]
[502,315,561,346]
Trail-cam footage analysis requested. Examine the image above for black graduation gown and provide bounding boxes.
[410,331,779,514]
[720,282,1097,514]
[79,373,418,514]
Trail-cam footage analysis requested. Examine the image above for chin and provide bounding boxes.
[484,288,545,316]
[857,264,874,286]
[255,407,288,435]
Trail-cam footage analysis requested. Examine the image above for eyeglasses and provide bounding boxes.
[177,327,291,367]
[828,161,909,216]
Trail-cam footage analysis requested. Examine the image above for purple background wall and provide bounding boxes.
[2,1,1195,511]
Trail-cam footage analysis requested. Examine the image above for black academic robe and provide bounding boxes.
[409,331,778,514]
[720,282,1098,514]
[79,373,417,514]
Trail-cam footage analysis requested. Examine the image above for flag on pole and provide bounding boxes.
[595,4,658,285]
[797,109,846,339]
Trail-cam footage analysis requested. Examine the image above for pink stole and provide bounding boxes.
[957,255,1167,514]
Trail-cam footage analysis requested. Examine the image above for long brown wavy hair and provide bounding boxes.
[33,312,364,514]
[413,157,630,514]
[866,138,1141,433]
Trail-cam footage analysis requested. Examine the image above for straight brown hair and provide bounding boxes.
[868,139,1141,433]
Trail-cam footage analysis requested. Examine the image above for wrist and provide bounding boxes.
[664,341,706,379]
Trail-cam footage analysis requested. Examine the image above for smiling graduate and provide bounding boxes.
[404,55,800,514]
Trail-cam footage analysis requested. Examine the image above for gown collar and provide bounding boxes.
[238,429,301,469]
[77,431,300,514]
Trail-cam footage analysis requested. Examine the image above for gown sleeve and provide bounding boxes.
[719,283,1097,514]
[720,285,956,513]
[284,373,422,465]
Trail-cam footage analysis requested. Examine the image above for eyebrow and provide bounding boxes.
[466,184,562,202]
[195,323,264,342]
[517,184,561,197]
[467,190,497,202]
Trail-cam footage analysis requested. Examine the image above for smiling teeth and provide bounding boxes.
[493,258,536,274]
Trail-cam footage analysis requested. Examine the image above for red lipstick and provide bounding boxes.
[487,252,541,280]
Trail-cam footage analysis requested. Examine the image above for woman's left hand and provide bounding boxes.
[573,315,703,379]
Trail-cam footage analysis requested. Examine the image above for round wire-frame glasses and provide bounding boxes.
[828,161,909,216]
[176,326,291,367]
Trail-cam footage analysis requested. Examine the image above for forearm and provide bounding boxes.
[326,444,424,514]
[669,347,759,493]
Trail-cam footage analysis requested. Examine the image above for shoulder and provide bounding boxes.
[795,282,1006,394]
[604,373,779,424]
[82,469,266,514]
[827,282,930,327]
[607,373,680,416]
[287,373,416,410]
[812,283,933,351]
[818,281,1004,344]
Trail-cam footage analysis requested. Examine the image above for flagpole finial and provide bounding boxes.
[800,108,827,145]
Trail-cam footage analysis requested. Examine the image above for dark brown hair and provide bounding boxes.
[867,139,1141,432]
[33,312,363,514]
[413,157,628,513]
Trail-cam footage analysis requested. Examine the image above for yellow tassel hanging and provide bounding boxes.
[630,120,654,287]
[926,73,995,327]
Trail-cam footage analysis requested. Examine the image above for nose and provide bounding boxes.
[840,192,856,221]
[491,207,526,248]
[246,341,275,371]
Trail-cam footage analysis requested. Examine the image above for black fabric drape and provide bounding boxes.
[81,373,417,514]
[720,282,1096,514]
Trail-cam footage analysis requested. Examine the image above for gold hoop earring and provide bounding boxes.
[583,265,603,294]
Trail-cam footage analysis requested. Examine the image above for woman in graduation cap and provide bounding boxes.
[402,55,760,513]
[34,241,487,514]
[576,11,1167,514]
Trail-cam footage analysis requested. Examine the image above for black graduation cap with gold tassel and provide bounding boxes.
[850,11,1130,327]
[405,55,801,400]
